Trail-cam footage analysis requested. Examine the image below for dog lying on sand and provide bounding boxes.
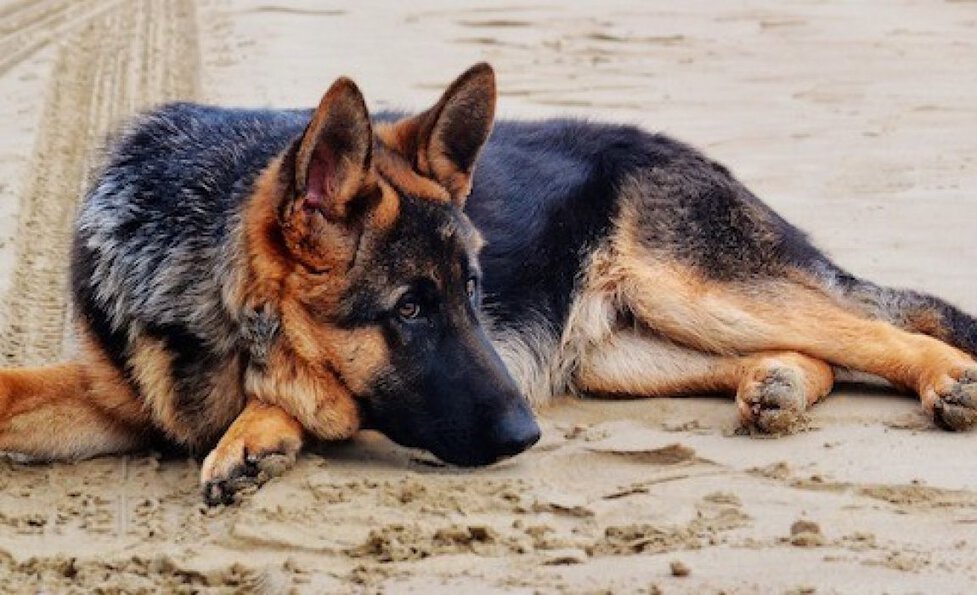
[1,64,974,504]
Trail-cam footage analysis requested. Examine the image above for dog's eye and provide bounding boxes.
[397,297,422,320]
[466,277,477,299]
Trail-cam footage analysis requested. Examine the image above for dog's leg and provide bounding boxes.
[576,330,746,397]
[0,357,148,460]
[575,329,833,432]
[200,399,304,505]
[608,254,977,429]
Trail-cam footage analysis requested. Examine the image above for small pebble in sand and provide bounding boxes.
[789,520,824,547]
[564,424,589,439]
[670,560,691,577]
[542,548,589,565]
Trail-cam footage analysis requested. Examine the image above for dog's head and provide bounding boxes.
[246,64,539,466]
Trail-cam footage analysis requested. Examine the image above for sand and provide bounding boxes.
[1,0,976,592]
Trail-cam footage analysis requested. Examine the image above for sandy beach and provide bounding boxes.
[1,0,976,592]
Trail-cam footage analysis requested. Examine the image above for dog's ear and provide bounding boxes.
[277,77,377,271]
[389,63,496,206]
[288,77,373,222]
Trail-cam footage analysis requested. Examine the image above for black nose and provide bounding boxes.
[490,405,541,459]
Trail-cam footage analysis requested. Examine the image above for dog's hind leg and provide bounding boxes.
[574,329,833,432]
[0,352,149,460]
[604,251,977,430]
[200,399,304,505]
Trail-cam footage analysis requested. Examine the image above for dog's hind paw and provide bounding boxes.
[736,366,808,435]
[200,437,299,506]
[930,367,977,431]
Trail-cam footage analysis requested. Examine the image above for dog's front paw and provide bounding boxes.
[200,435,299,506]
[929,367,977,431]
[737,366,808,435]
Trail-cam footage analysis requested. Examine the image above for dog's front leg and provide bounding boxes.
[198,334,363,505]
[201,299,364,504]
[200,399,304,506]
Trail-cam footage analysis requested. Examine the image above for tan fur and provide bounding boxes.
[376,118,473,203]
[373,131,451,203]
[200,399,304,489]
[573,325,835,430]
[280,184,367,274]
[575,332,835,404]
[576,330,746,397]
[241,156,295,306]
[127,334,186,440]
[619,259,970,399]
[581,204,977,416]
[0,324,148,459]
[244,341,360,440]
[373,179,402,230]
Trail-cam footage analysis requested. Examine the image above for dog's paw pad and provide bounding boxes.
[200,443,297,506]
[738,367,807,435]
[202,475,257,507]
[933,371,977,431]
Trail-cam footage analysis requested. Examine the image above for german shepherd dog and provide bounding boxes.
[1,64,975,504]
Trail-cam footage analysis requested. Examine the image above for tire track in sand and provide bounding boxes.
[0,0,200,365]
[0,0,129,77]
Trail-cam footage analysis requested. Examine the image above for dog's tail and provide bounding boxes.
[0,360,146,460]
[829,269,977,358]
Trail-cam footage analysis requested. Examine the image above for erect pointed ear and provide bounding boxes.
[289,77,373,222]
[391,63,496,206]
